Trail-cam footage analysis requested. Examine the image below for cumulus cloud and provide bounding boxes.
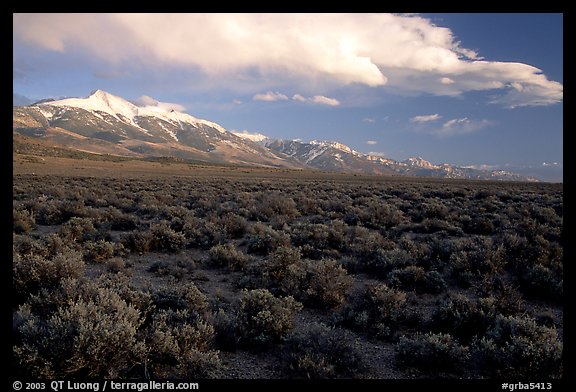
[231,130,268,142]
[133,95,186,112]
[366,140,378,145]
[253,91,288,102]
[292,93,340,106]
[13,13,563,106]
[411,114,442,123]
[437,117,491,136]
[311,95,340,106]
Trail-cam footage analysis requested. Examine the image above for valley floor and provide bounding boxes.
[12,157,563,381]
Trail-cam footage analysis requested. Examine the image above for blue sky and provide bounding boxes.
[13,13,563,181]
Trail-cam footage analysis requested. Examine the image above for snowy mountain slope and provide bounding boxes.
[13,89,539,181]
[14,90,299,168]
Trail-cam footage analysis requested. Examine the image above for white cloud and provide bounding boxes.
[13,13,563,107]
[366,140,378,145]
[368,151,387,157]
[292,94,340,106]
[133,95,186,112]
[362,117,375,123]
[253,91,288,102]
[292,94,307,102]
[437,117,491,136]
[232,99,243,105]
[231,130,268,142]
[311,95,340,106]
[411,114,442,123]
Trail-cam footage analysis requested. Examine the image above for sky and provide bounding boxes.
[13,13,563,181]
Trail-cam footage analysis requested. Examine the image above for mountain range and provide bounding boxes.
[13,90,539,181]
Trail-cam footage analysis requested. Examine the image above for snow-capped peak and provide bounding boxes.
[42,89,227,133]
[309,140,358,155]
[402,157,438,169]
[46,90,140,123]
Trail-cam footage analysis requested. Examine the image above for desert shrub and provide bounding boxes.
[148,258,194,280]
[518,264,563,302]
[472,315,562,378]
[95,275,153,317]
[121,230,153,253]
[290,222,341,259]
[13,281,145,378]
[83,240,114,263]
[35,202,65,225]
[449,240,505,287]
[388,266,445,294]
[430,294,496,343]
[218,212,248,239]
[182,218,226,249]
[337,283,406,339]
[107,209,139,231]
[208,243,250,271]
[303,259,352,309]
[474,276,524,315]
[248,249,351,309]
[235,289,302,348]
[359,248,413,277]
[212,309,239,351]
[346,227,395,259]
[245,224,290,255]
[13,249,85,304]
[13,208,36,234]
[252,191,299,221]
[105,257,126,273]
[58,217,97,244]
[151,283,209,318]
[145,309,221,378]
[463,214,496,235]
[284,322,364,378]
[149,223,186,253]
[395,332,470,375]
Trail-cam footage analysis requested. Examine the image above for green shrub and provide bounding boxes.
[284,322,364,378]
[218,212,248,239]
[58,217,97,244]
[183,218,226,249]
[235,289,302,348]
[303,259,352,309]
[338,283,406,339]
[518,264,562,302]
[208,243,250,271]
[246,224,290,255]
[149,223,186,253]
[83,240,114,263]
[13,249,85,304]
[430,294,496,344]
[145,309,221,378]
[14,280,145,378]
[121,230,153,253]
[151,283,209,317]
[13,208,36,234]
[472,315,562,378]
[395,332,470,374]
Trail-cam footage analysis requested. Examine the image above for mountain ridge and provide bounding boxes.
[13,90,539,182]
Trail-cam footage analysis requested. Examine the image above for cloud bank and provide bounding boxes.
[13,13,562,107]
[132,95,186,112]
[253,91,289,102]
